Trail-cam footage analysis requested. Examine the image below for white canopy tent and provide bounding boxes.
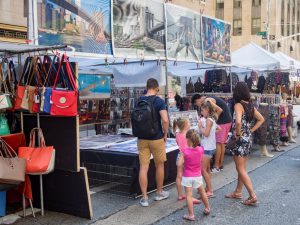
[274,51,300,70]
[232,42,283,71]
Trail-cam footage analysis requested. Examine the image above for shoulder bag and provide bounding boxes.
[18,128,55,175]
[0,63,12,110]
[50,54,78,116]
[0,114,10,136]
[194,77,204,93]
[0,138,26,184]
[186,77,194,94]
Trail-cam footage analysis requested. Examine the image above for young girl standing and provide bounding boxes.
[178,129,210,221]
[173,118,190,200]
[199,102,219,198]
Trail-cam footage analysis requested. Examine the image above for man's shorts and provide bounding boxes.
[138,138,167,165]
[181,176,203,189]
[216,122,232,144]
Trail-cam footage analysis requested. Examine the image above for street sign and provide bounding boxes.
[257,31,267,36]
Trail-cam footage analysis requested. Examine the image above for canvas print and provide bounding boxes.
[113,0,166,59]
[37,0,112,55]
[166,4,202,62]
[202,16,231,64]
[79,74,111,99]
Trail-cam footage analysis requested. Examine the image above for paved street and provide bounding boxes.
[6,140,300,225]
[155,147,300,225]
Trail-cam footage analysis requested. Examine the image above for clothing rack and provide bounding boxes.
[0,43,68,217]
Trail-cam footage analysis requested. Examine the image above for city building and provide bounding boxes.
[0,0,28,43]
[172,0,300,60]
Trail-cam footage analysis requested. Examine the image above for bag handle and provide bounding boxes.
[0,138,18,158]
[0,63,10,94]
[18,56,33,85]
[29,128,46,148]
[42,55,59,87]
[53,54,76,91]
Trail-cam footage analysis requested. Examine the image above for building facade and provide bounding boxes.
[0,0,28,43]
[172,0,300,60]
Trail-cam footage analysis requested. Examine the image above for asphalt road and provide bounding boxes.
[154,147,300,225]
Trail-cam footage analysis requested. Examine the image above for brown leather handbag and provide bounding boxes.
[186,78,194,94]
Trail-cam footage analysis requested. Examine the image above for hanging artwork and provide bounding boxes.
[112,0,166,59]
[37,0,112,55]
[202,16,231,64]
[166,4,202,62]
[78,74,111,99]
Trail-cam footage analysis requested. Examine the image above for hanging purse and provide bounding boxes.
[50,54,78,116]
[0,114,10,136]
[186,77,194,94]
[18,128,55,175]
[0,63,12,110]
[194,77,204,93]
[14,57,33,110]
[0,138,26,184]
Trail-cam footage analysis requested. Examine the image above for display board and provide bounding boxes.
[112,0,165,59]
[166,4,202,62]
[37,0,112,55]
[202,16,231,64]
[23,115,80,172]
[79,74,111,99]
[169,110,199,131]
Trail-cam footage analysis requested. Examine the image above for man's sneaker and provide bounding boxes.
[211,167,220,173]
[155,190,170,201]
[140,198,149,207]
[220,166,224,171]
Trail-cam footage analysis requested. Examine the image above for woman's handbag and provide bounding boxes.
[194,77,204,93]
[18,128,55,175]
[186,77,194,94]
[0,138,26,184]
[0,63,13,110]
[50,54,78,116]
[0,114,10,136]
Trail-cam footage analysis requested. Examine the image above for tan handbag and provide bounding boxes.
[0,138,26,184]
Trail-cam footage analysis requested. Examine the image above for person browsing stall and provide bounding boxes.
[131,78,169,207]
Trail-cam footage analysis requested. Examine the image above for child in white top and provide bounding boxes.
[199,101,220,198]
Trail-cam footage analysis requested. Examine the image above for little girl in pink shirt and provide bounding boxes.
[177,129,210,221]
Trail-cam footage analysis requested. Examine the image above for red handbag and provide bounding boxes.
[14,57,33,110]
[50,54,78,116]
[18,128,55,175]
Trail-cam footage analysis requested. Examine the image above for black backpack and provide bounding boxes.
[131,96,160,139]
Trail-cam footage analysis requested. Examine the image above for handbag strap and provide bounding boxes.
[53,54,76,91]
[43,55,59,87]
[29,127,46,148]
[0,138,17,158]
[0,63,9,94]
[18,57,32,85]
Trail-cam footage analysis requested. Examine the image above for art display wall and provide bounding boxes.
[36,0,231,64]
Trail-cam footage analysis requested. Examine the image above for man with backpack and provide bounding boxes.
[131,78,170,207]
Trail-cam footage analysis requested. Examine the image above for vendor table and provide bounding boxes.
[80,135,179,197]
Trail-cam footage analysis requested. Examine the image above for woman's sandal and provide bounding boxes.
[242,196,258,206]
[225,192,243,199]
[193,199,201,204]
[272,146,284,152]
[183,214,195,221]
[206,192,216,198]
[203,208,210,216]
[178,196,186,201]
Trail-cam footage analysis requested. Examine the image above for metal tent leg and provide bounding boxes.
[40,175,44,216]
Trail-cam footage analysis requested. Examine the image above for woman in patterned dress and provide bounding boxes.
[225,82,265,205]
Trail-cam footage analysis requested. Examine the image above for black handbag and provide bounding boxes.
[186,78,194,94]
[194,78,204,93]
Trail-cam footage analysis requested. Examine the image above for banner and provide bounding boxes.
[112,0,165,59]
[37,0,112,55]
[202,16,231,64]
[166,4,202,62]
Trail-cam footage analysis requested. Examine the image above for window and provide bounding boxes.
[252,18,261,34]
[216,0,224,20]
[252,0,261,7]
[233,19,242,36]
[233,0,242,8]
[281,0,285,36]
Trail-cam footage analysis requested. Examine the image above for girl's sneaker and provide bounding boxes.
[140,198,149,207]
[211,167,220,173]
[155,190,170,201]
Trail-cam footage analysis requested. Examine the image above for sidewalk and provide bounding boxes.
[8,136,300,225]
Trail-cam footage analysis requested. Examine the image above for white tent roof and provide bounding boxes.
[274,51,300,70]
[232,42,281,71]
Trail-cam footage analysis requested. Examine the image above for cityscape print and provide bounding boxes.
[113,0,166,59]
[37,0,112,54]
[202,16,231,64]
[166,4,202,62]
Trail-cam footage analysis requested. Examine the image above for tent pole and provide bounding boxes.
[164,60,169,110]
[230,67,233,93]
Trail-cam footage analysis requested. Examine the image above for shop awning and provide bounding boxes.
[274,51,300,70]
[232,42,281,71]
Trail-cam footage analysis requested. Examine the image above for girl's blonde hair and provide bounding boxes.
[186,129,200,148]
[173,117,189,133]
[201,101,218,121]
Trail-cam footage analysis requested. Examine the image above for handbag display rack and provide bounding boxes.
[0,44,67,218]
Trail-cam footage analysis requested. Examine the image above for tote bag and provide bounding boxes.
[18,128,55,175]
[0,138,26,184]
